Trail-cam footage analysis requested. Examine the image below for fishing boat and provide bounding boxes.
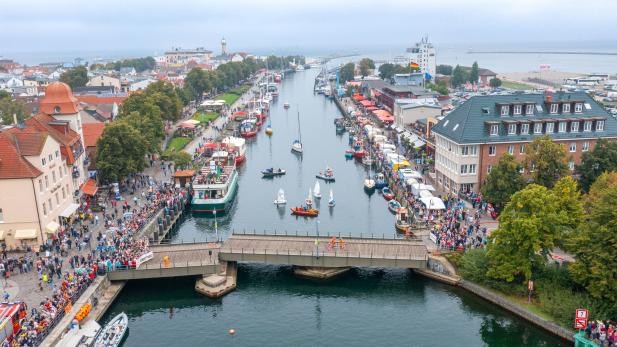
[274,189,287,205]
[284,102,290,109]
[93,312,128,347]
[328,189,335,207]
[395,207,412,234]
[388,200,402,214]
[261,168,286,178]
[222,137,246,166]
[313,181,322,199]
[364,177,376,193]
[239,118,258,138]
[305,188,313,206]
[291,110,303,153]
[375,173,388,189]
[290,206,319,217]
[382,187,395,201]
[316,167,335,182]
[191,155,239,214]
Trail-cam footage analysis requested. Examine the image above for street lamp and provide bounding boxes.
[213,209,218,242]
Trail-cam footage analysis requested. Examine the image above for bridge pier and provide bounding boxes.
[293,266,350,280]
[195,261,237,298]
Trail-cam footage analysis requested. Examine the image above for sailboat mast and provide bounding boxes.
[297,109,302,143]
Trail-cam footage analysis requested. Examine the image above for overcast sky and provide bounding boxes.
[1,0,615,57]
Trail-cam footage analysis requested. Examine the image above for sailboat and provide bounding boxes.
[364,146,376,193]
[313,181,322,199]
[328,189,335,207]
[305,188,313,206]
[274,188,286,205]
[291,109,303,153]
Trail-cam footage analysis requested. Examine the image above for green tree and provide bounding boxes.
[172,151,192,169]
[144,81,183,121]
[339,63,355,83]
[469,61,479,84]
[96,121,147,183]
[358,58,375,77]
[451,65,468,87]
[0,94,27,125]
[569,173,617,304]
[489,78,502,88]
[120,110,164,153]
[436,64,453,75]
[524,136,568,188]
[551,176,584,248]
[59,66,88,89]
[576,138,617,191]
[427,80,449,95]
[481,154,527,209]
[378,63,396,80]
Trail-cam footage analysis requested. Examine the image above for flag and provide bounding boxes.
[409,62,420,70]
[424,72,432,81]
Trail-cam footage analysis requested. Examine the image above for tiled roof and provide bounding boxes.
[82,123,105,148]
[0,132,42,179]
[75,95,127,105]
[432,92,617,144]
[8,131,48,156]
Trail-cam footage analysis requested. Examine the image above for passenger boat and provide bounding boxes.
[305,188,313,207]
[93,312,128,347]
[313,181,322,199]
[222,136,246,166]
[388,200,402,214]
[291,110,303,153]
[375,173,388,189]
[274,189,287,205]
[284,102,290,109]
[191,154,238,214]
[239,118,258,138]
[261,168,286,178]
[316,167,335,182]
[328,189,335,207]
[382,187,395,201]
[395,207,412,234]
[290,206,319,217]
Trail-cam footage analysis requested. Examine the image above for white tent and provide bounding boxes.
[418,190,433,198]
[406,178,419,186]
[411,183,435,196]
[420,197,446,210]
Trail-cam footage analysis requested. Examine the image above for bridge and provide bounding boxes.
[107,232,429,280]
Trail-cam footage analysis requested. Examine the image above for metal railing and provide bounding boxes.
[219,247,428,261]
[231,229,423,242]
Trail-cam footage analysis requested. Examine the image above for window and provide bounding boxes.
[508,123,517,135]
[62,187,66,199]
[41,158,46,166]
[582,142,589,152]
[461,146,469,156]
[562,103,570,113]
[525,104,534,115]
[460,165,468,175]
[487,165,492,174]
[508,145,514,155]
[48,154,53,162]
[520,144,526,154]
[58,167,62,178]
[488,145,496,156]
[521,123,529,134]
[575,103,583,113]
[568,161,575,171]
[571,121,579,132]
[469,164,477,174]
[531,163,536,172]
[0,208,3,223]
[550,103,558,114]
[42,203,47,216]
[546,122,554,133]
[38,179,43,192]
[45,175,49,188]
[583,121,592,132]
[469,146,478,156]
[513,104,522,115]
[569,143,576,152]
[501,106,509,116]
[489,124,499,136]
[558,122,567,133]
[597,120,605,132]
[55,192,59,205]
[534,123,543,134]
[48,198,53,211]
[519,166,525,173]
[55,150,59,158]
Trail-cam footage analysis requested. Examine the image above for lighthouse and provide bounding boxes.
[221,37,227,56]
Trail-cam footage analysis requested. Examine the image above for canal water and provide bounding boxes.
[103,69,567,346]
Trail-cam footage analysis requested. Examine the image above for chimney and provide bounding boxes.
[12,113,17,125]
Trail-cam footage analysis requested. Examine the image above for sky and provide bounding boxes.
[1,0,616,60]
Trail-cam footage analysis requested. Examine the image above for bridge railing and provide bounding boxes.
[219,247,428,261]
[106,256,219,272]
[231,229,423,241]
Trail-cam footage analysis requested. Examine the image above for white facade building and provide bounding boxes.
[406,36,436,78]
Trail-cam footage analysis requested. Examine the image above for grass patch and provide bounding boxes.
[166,137,191,152]
[502,80,534,90]
[193,112,219,124]
[215,93,241,105]
[229,84,250,95]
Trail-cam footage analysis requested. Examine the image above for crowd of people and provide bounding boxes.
[585,320,617,346]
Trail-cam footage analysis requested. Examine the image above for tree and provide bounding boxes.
[358,58,375,77]
[120,110,164,154]
[469,61,479,84]
[481,154,527,209]
[576,139,617,192]
[451,65,468,87]
[59,66,88,89]
[96,121,147,183]
[172,151,192,169]
[0,94,27,125]
[551,176,584,248]
[427,80,449,95]
[339,63,355,83]
[436,64,453,75]
[489,78,502,88]
[486,184,561,282]
[378,63,396,80]
[144,81,183,121]
[569,173,617,304]
[524,135,568,188]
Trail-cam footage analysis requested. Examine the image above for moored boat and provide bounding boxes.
[93,312,128,347]
[364,177,376,193]
[239,118,258,138]
[344,150,353,159]
[388,200,402,214]
[395,207,412,234]
[305,188,313,207]
[291,110,303,153]
[274,188,287,205]
[316,167,335,182]
[222,136,246,166]
[284,102,290,109]
[375,173,388,189]
[261,168,286,178]
[328,189,335,207]
[382,187,395,201]
[191,155,238,214]
[313,181,322,199]
[290,206,319,217]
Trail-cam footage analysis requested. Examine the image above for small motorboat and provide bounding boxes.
[94,312,128,347]
[274,188,287,205]
[316,167,335,182]
[291,206,319,217]
[345,150,354,159]
[313,181,322,199]
[284,102,290,109]
[262,168,286,178]
[388,200,402,214]
[375,173,388,189]
[382,187,395,201]
[328,189,335,207]
[305,188,313,207]
[395,207,412,234]
[364,177,376,193]
[353,149,367,159]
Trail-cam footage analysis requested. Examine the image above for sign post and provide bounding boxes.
[574,309,588,330]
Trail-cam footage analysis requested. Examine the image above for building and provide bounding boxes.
[82,123,105,173]
[393,98,442,129]
[221,37,227,56]
[378,85,439,111]
[163,47,213,66]
[86,75,121,91]
[431,92,617,195]
[461,66,497,87]
[391,73,424,86]
[406,36,436,77]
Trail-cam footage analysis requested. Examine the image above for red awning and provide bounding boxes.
[204,143,218,149]
[82,178,98,196]
[373,109,394,123]
[180,122,196,129]
[360,100,375,107]
[366,106,379,111]
[352,94,365,101]
[232,111,247,119]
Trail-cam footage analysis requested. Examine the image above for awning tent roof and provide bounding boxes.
[82,178,98,196]
[60,203,80,218]
[15,229,37,240]
[180,122,196,129]
[0,230,4,241]
[420,197,446,210]
[46,221,60,234]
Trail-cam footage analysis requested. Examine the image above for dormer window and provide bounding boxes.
[575,103,583,113]
[597,120,605,131]
[500,106,509,116]
[534,122,543,134]
[550,103,558,114]
[583,121,592,132]
[513,104,522,115]
[525,104,534,115]
[489,124,499,136]
[558,121,567,133]
[521,123,529,134]
[54,106,61,114]
[571,121,579,132]
[562,103,571,113]
[507,123,517,135]
[546,122,554,133]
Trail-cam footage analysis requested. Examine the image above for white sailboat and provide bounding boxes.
[291,110,303,153]
[313,181,322,199]
[274,188,287,205]
[328,189,335,207]
[305,188,313,206]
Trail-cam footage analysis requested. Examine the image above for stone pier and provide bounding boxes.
[293,266,350,280]
[195,261,237,298]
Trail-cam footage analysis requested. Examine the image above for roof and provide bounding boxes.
[8,131,48,156]
[81,178,98,196]
[82,123,105,147]
[75,94,127,105]
[0,132,42,179]
[432,92,617,144]
[39,82,79,115]
[173,170,195,178]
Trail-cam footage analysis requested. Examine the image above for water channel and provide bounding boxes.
[103,69,567,346]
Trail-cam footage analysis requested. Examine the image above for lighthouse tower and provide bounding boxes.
[221,37,227,56]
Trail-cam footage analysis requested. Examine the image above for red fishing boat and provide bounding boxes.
[290,207,319,217]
